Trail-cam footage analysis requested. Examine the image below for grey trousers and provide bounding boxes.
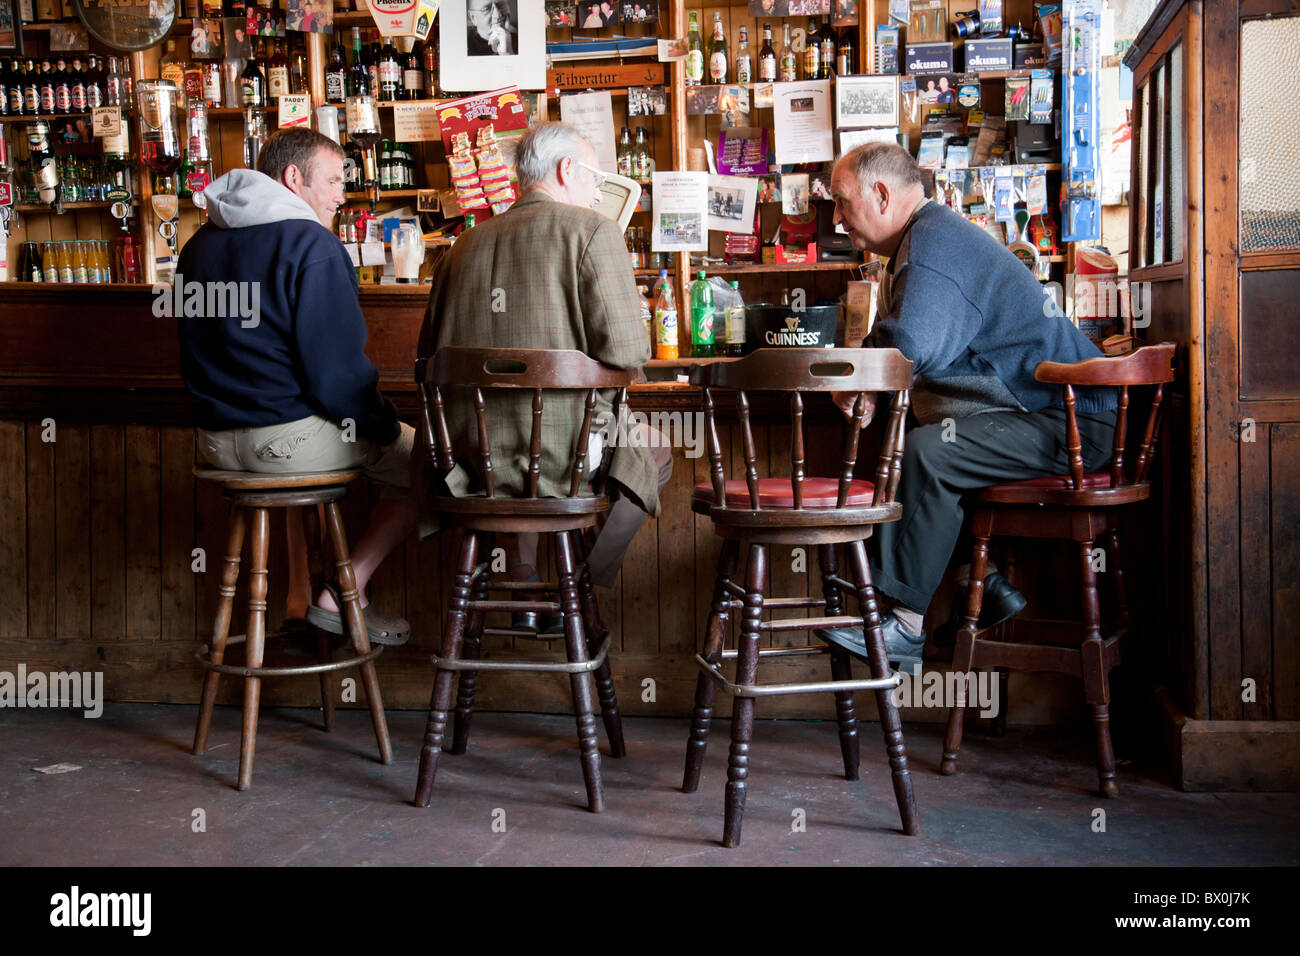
[869,405,1118,613]
[586,437,674,588]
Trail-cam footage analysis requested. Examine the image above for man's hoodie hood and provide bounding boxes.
[197,168,323,230]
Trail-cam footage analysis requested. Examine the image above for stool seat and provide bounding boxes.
[193,467,362,490]
[693,477,876,509]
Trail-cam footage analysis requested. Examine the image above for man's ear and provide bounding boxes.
[282,164,303,195]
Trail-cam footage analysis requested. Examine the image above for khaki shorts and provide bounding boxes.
[200,415,414,494]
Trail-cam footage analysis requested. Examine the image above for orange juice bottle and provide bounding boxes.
[56,241,73,284]
[72,240,89,283]
[653,269,679,361]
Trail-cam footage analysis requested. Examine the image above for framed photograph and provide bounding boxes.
[577,0,618,27]
[835,74,899,128]
[619,1,656,23]
[0,0,25,53]
[440,1,546,91]
[706,173,758,234]
[627,85,667,116]
[544,1,576,27]
[747,0,788,15]
[832,0,858,27]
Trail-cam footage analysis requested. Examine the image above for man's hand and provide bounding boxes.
[832,391,877,429]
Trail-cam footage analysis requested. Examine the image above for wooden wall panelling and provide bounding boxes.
[54,424,92,640]
[766,420,808,645]
[1201,0,1240,722]
[1270,424,1300,720]
[0,421,26,638]
[693,419,728,657]
[159,427,196,644]
[90,425,127,643]
[124,425,162,641]
[620,468,662,656]
[26,421,56,639]
[1238,422,1271,719]
[659,442,699,657]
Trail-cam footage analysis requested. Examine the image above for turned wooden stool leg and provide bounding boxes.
[723,543,766,848]
[942,513,992,776]
[556,530,604,812]
[848,539,920,836]
[449,567,488,756]
[821,544,860,781]
[1079,537,1118,798]
[301,504,335,733]
[683,538,740,793]
[575,531,626,758]
[237,507,271,791]
[1106,528,1130,626]
[324,500,392,765]
[415,532,478,807]
[195,505,246,756]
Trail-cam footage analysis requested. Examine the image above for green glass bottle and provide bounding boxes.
[689,270,715,358]
[686,12,704,86]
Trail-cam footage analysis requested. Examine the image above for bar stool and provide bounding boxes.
[683,348,920,847]
[940,343,1176,797]
[412,348,634,812]
[192,468,392,790]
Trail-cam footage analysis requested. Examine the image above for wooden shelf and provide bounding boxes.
[16,201,133,211]
[0,112,91,123]
[345,189,420,200]
[646,357,738,368]
[704,260,865,274]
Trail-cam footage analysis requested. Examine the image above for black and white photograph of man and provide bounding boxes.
[466,0,518,56]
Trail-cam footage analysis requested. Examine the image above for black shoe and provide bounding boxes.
[815,613,926,670]
[933,573,1027,648]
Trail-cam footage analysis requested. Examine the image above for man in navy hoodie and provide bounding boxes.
[817,143,1117,668]
[177,127,416,645]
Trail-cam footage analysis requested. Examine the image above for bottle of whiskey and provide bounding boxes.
[325,39,347,103]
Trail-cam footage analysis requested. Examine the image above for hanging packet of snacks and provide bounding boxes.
[1026,166,1048,215]
[437,87,529,219]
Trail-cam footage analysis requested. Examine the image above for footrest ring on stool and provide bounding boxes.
[695,647,902,698]
[195,635,384,678]
[431,634,611,674]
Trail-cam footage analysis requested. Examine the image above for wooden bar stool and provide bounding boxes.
[682,348,921,847]
[192,468,393,790]
[940,343,1176,797]
[412,348,633,812]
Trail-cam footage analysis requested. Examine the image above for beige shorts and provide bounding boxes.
[200,415,414,494]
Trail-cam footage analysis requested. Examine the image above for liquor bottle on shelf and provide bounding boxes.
[759,24,777,83]
[17,242,42,283]
[289,43,308,95]
[802,19,820,80]
[201,60,223,107]
[240,42,267,107]
[423,32,440,98]
[377,34,402,102]
[685,11,704,86]
[780,23,798,82]
[86,54,105,109]
[837,30,855,76]
[3,59,17,117]
[185,100,213,196]
[819,18,836,79]
[160,40,186,91]
[689,270,715,358]
[54,57,72,114]
[736,26,752,84]
[0,58,10,118]
[243,107,268,169]
[38,58,56,115]
[708,11,728,83]
[616,126,633,178]
[367,31,380,99]
[403,39,425,101]
[105,56,123,108]
[724,281,745,356]
[632,126,651,181]
[23,58,39,116]
[267,40,291,101]
[69,57,87,112]
[653,270,678,361]
[348,27,370,97]
[326,39,347,103]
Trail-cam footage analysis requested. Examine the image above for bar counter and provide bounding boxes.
[0,282,1085,724]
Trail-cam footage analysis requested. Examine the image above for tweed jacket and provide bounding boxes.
[415,191,658,531]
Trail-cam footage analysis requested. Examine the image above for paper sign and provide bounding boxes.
[344,243,362,267]
[93,107,122,139]
[413,1,440,40]
[393,102,440,142]
[360,241,387,266]
[559,90,617,173]
[365,0,427,37]
[0,183,11,207]
[278,94,311,128]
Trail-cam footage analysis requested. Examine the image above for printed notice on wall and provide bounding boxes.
[559,90,618,174]
[651,171,708,252]
[393,102,441,142]
[772,80,834,165]
[278,94,312,129]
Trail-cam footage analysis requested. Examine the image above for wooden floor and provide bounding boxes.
[3,703,1298,867]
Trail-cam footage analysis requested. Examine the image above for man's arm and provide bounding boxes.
[293,253,400,447]
[577,218,650,369]
[865,261,983,377]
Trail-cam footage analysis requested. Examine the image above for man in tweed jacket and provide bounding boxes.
[416,122,671,588]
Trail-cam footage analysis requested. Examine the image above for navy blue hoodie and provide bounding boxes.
[176,169,400,447]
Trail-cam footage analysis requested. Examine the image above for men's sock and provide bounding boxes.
[892,606,925,637]
[954,560,1001,591]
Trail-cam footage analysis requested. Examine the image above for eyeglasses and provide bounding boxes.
[576,160,607,190]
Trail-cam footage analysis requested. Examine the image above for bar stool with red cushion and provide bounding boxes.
[682,347,920,847]
[191,468,392,790]
[940,343,1176,797]
[412,348,634,813]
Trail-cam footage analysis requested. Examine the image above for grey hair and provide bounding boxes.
[839,142,931,197]
[514,122,593,191]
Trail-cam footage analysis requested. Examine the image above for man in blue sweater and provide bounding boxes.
[818,143,1116,667]
[177,128,416,645]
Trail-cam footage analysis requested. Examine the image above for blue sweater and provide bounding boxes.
[176,170,400,447]
[865,201,1115,424]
